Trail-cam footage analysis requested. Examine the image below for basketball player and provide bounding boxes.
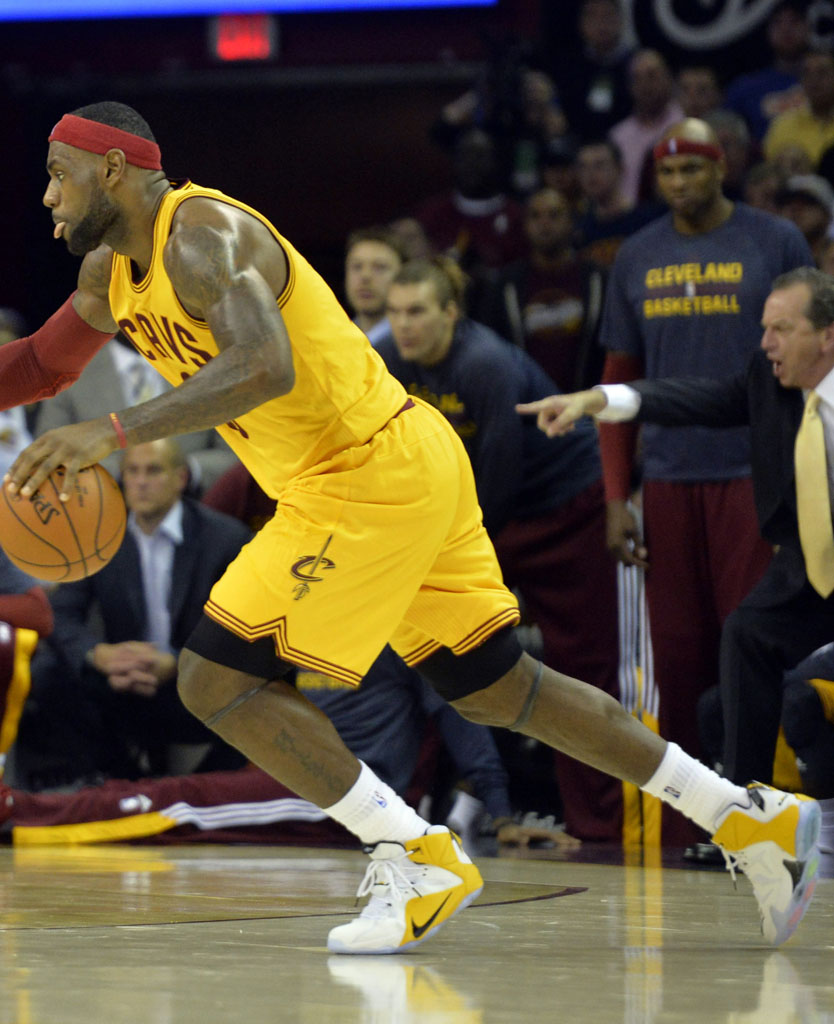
[0,102,820,952]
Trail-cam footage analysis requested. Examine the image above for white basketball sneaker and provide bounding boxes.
[327,825,483,955]
[711,783,821,945]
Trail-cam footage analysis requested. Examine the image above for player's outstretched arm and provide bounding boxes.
[516,389,607,437]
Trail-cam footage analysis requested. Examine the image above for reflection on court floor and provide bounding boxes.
[0,844,831,1024]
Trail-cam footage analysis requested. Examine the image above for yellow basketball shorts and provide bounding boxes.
[205,398,519,685]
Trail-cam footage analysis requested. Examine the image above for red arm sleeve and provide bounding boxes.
[0,586,54,637]
[598,351,644,502]
[0,294,114,410]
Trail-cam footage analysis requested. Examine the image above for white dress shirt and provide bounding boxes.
[593,383,642,421]
[127,500,184,654]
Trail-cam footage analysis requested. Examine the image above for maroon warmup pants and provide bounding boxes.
[642,478,772,847]
[6,766,355,847]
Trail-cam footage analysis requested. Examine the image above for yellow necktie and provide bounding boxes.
[795,390,834,597]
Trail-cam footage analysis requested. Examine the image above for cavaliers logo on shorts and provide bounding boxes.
[290,535,336,601]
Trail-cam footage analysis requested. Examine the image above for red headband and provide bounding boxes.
[48,114,162,170]
[652,138,724,163]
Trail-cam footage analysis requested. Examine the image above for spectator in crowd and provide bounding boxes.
[772,142,816,178]
[677,66,724,121]
[705,109,756,201]
[343,227,405,348]
[482,187,606,393]
[743,160,786,214]
[549,0,635,143]
[388,217,434,261]
[764,49,834,169]
[15,438,251,790]
[35,330,236,494]
[377,257,624,841]
[511,69,570,195]
[609,49,684,205]
[538,136,583,215]
[724,0,809,142]
[593,117,811,846]
[573,138,664,268]
[416,127,527,278]
[776,173,834,266]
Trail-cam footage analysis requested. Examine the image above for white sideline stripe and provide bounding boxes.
[160,797,329,830]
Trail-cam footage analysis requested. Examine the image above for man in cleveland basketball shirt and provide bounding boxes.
[0,102,821,952]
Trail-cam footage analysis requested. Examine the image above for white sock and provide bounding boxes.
[642,742,750,834]
[323,761,429,845]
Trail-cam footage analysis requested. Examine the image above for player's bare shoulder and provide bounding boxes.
[165,195,287,313]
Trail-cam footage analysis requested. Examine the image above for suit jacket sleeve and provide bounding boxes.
[632,372,750,428]
[168,502,252,652]
[45,575,100,676]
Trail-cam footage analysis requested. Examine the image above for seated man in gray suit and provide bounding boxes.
[14,438,252,789]
[34,331,237,494]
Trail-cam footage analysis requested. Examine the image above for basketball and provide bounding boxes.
[0,463,126,582]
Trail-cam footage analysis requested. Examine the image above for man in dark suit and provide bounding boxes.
[518,264,834,790]
[14,438,252,788]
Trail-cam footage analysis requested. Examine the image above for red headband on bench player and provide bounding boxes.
[652,138,724,163]
[48,114,162,171]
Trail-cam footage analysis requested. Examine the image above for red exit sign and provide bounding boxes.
[210,13,277,62]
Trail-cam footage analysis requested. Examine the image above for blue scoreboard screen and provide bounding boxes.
[0,0,497,20]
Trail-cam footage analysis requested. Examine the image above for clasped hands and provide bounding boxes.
[88,641,177,697]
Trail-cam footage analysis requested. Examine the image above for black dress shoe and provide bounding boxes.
[683,841,726,866]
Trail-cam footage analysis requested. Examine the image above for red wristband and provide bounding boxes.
[109,412,128,449]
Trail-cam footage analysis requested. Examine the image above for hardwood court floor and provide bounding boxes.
[0,843,832,1023]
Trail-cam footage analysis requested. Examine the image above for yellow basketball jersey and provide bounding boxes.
[108,181,407,497]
